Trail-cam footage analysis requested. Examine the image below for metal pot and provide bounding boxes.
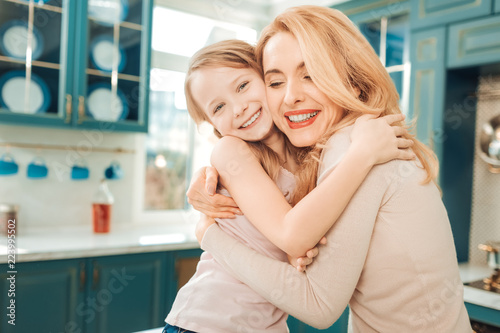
[479,114,500,173]
[478,242,500,269]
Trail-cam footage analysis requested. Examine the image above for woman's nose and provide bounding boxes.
[284,80,304,106]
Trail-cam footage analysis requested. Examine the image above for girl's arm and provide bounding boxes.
[199,130,398,328]
[211,114,413,257]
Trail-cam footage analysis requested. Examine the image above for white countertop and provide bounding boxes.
[459,263,500,311]
[0,222,200,263]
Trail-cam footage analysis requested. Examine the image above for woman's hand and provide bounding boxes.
[350,113,415,166]
[195,214,217,245]
[287,237,327,272]
[187,166,242,219]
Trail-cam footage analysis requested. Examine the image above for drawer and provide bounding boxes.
[411,0,492,29]
[448,15,500,68]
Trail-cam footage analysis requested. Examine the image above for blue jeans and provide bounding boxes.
[162,323,197,333]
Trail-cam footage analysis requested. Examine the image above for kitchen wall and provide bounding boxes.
[0,123,146,231]
[469,74,500,264]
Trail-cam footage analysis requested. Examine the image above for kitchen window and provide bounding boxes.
[358,14,410,115]
[143,5,257,213]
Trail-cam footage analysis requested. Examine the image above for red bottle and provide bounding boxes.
[92,179,114,233]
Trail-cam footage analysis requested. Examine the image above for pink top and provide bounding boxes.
[166,167,295,333]
[201,126,472,333]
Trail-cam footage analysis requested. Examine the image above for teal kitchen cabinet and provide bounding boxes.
[410,0,492,30]
[84,252,168,333]
[496,0,500,13]
[287,308,349,333]
[448,15,500,69]
[0,258,85,333]
[0,0,152,133]
[466,302,500,328]
[0,250,184,333]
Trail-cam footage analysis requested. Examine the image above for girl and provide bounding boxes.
[164,39,412,333]
[192,6,472,333]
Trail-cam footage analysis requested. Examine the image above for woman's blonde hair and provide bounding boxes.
[256,5,438,202]
[185,39,301,184]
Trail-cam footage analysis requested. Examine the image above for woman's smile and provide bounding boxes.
[284,109,320,129]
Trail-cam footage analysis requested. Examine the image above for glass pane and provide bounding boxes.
[0,0,64,117]
[389,70,403,101]
[358,20,380,56]
[86,0,142,123]
[145,69,189,210]
[386,14,408,67]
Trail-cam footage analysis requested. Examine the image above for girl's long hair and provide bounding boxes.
[185,39,303,184]
[256,5,438,203]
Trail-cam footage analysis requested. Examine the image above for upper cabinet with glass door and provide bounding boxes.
[0,0,72,127]
[0,0,152,133]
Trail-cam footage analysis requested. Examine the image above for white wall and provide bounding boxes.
[0,123,145,231]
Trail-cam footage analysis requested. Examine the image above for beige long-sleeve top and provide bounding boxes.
[201,126,472,332]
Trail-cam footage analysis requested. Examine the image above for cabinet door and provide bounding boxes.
[409,27,447,170]
[410,0,492,29]
[496,0,500,13]
[72,0,152,133]
[448,15,500,68]
[165,248,202,313]
[0,0,75,128]
[0,259,85,333]
[85,252,167,333]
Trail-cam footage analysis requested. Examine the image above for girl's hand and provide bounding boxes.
[195,214,217,245]
[350,113,415,166]
[187,166,242,219]
[287,237,327,272]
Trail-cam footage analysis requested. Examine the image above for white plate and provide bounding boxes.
[87,84,128,121]
[0,71,51,114]
[88,0,129,26]
[0,20,44,60]
[90,35,126,72]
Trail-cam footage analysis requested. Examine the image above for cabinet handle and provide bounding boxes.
[65,94,72,123]
[92,261,99,290]
[78,96,85,124]
[79,261,86,291]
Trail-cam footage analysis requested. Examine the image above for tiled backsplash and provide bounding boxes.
[0,124,145,230]
[469,74,500,264]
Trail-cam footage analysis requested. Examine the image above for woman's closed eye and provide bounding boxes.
[268,81,284,88]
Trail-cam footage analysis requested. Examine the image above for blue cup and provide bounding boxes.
[104,161,123,180]
[27,157,48,179]
[0,154,19,176]
[71,160,90,180]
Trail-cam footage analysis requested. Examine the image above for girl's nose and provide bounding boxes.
[233,103,248,118]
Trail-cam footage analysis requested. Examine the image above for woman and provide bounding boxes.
[164,40,411,333]
[191,5,471,332]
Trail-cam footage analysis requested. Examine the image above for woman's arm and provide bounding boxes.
[211,114,412,257]
[200,144,397,328]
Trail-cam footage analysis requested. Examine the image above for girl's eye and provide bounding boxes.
[237,81,249,92]
[304,75,312,80]
[214,103,224,114]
